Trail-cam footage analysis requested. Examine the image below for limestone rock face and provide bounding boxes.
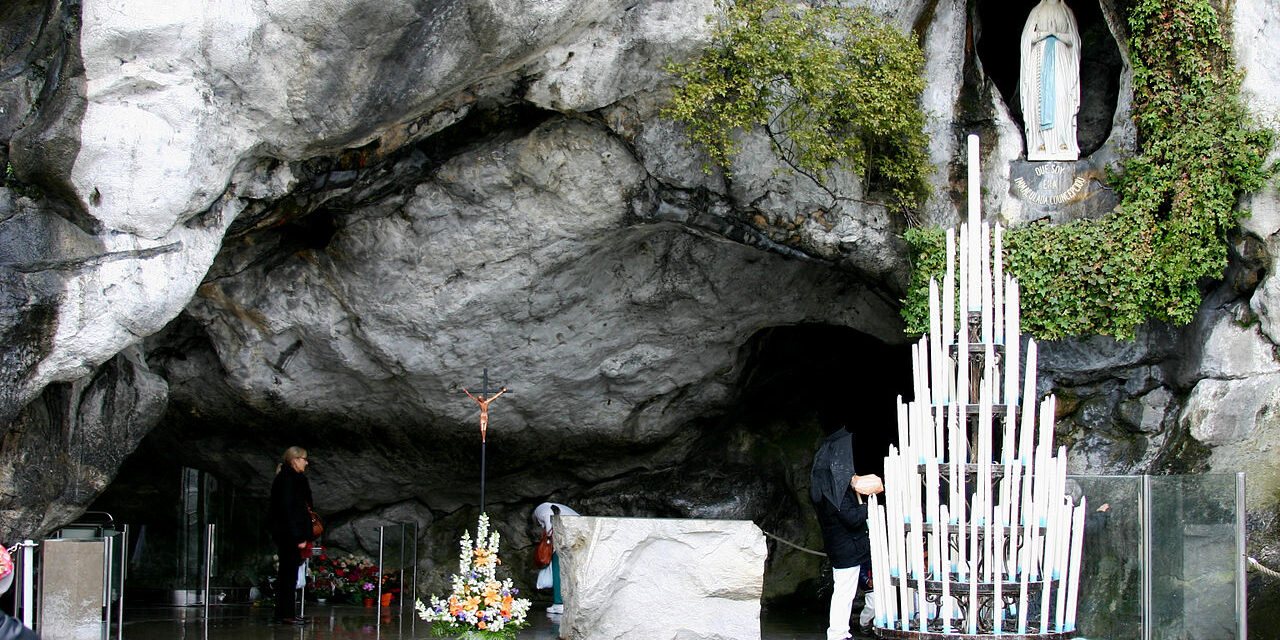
[554,516,765,640]
[1,0,1280,628]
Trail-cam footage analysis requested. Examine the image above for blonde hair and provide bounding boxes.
[276,446,308,473]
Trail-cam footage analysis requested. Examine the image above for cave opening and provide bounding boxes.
[974,0,1123,158]
[731,323,912,477]
[85,322,915,606]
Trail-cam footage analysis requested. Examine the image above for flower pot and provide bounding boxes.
[363,597,374,607]
[380,592,393,607]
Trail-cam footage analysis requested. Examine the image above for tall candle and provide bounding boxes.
[1017,512,1036,634]
[1054,500,1072,632]
[967,134,981,302]
[944,229,956,349]
[897,397,909,462]
[926,460,941,579]
[1065,497,1087,631]
[981,222,992,343]
[994,223,1004,346]
[958,226,970,407]
[1039,498,1059,634]
[1006,461,1023,577]
[956,462,967,582]
[968,513,980,634]
[940,504,953,634]
[994,507,1005,634]
[1019,340,1038,465]
[930,278,942,407]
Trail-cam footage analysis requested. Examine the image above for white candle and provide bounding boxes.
[869,497,892,630]
[1006,461,1023,577]
[897,397,909,463]
[1054,499,1072,632]
[1065,497,1087,631]
[1019,340,1038,465]
[994,505,1005,634]
[967,134,981,304]
[981,222,992,344]
[1017,512,1036,634]
[944,229,956,349]
[1039,498,1059,634]
[949,400,961,469]
[940,504,953,634]
[926,460,940,579]
[968,513,979,634]
[955,462,967,582]
[994,223,1004,346]
[958,225,970,407]
[930,278,942,407]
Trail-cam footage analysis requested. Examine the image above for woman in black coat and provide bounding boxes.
[811,427,882,640]
[267,446,314,625]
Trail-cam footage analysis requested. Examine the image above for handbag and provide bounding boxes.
[533,529,553,569]
[308,506,324,538]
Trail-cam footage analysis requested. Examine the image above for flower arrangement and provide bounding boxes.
[417,514,531,638]
[307,548,397,604]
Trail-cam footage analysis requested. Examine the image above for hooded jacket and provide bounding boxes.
[810,428,870,569]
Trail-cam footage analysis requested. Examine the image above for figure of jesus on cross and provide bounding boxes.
[462,386,507,443]
[457,368,509,513]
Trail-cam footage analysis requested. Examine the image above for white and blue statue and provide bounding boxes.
[1020,0,1081,161]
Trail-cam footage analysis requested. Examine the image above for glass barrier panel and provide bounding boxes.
[1149,474,1238,640]
[1068,475,1143,640]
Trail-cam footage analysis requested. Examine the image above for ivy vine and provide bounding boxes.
[662,0,932,213]
[904,0,1273,340]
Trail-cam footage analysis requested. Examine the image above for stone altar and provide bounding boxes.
[552,516,766,640]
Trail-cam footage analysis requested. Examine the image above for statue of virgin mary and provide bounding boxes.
[1020,0,1081,161]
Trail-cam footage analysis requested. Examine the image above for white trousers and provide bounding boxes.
[827,565,861,640]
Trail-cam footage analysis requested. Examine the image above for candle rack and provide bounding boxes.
[868,135,1084,640]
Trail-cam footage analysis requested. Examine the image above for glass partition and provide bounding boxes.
[1069,475,1143,640]
[1064,474,1244,640]
[1148,474,1240,640]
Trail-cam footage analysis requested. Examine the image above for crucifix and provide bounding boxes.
[457,368,508,513]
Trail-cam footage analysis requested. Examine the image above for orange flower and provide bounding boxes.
[463,595,482,612]
[483,584,500,606]
[478,621,487,630]
[448,596,461,617]
[473,548,494,567]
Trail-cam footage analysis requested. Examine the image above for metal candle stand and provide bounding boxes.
[867,135,1085,640]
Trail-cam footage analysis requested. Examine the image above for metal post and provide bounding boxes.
[102,534,113,640]
[299,555,307,619]
[377,526,385,609]
[203,523,215,618]
[118,525,128,633]
[18,540,36,629]
[1141,474,1152,640]
[1237,472,1247,640]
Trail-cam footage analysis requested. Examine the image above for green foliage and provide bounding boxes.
[662,0,932,212]
[904,0,1273,340]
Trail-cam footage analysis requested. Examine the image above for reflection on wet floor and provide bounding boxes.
[112,601,866,640]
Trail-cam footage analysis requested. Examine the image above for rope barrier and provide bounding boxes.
[1249,556,1280,579]
[763,530,827,557]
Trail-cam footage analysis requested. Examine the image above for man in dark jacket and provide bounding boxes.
[267,446,314,625]
[811,427,882,640]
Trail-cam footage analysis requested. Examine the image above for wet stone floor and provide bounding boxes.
[112,601,877,640]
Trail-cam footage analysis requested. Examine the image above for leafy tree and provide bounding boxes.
[663,0,932,213]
